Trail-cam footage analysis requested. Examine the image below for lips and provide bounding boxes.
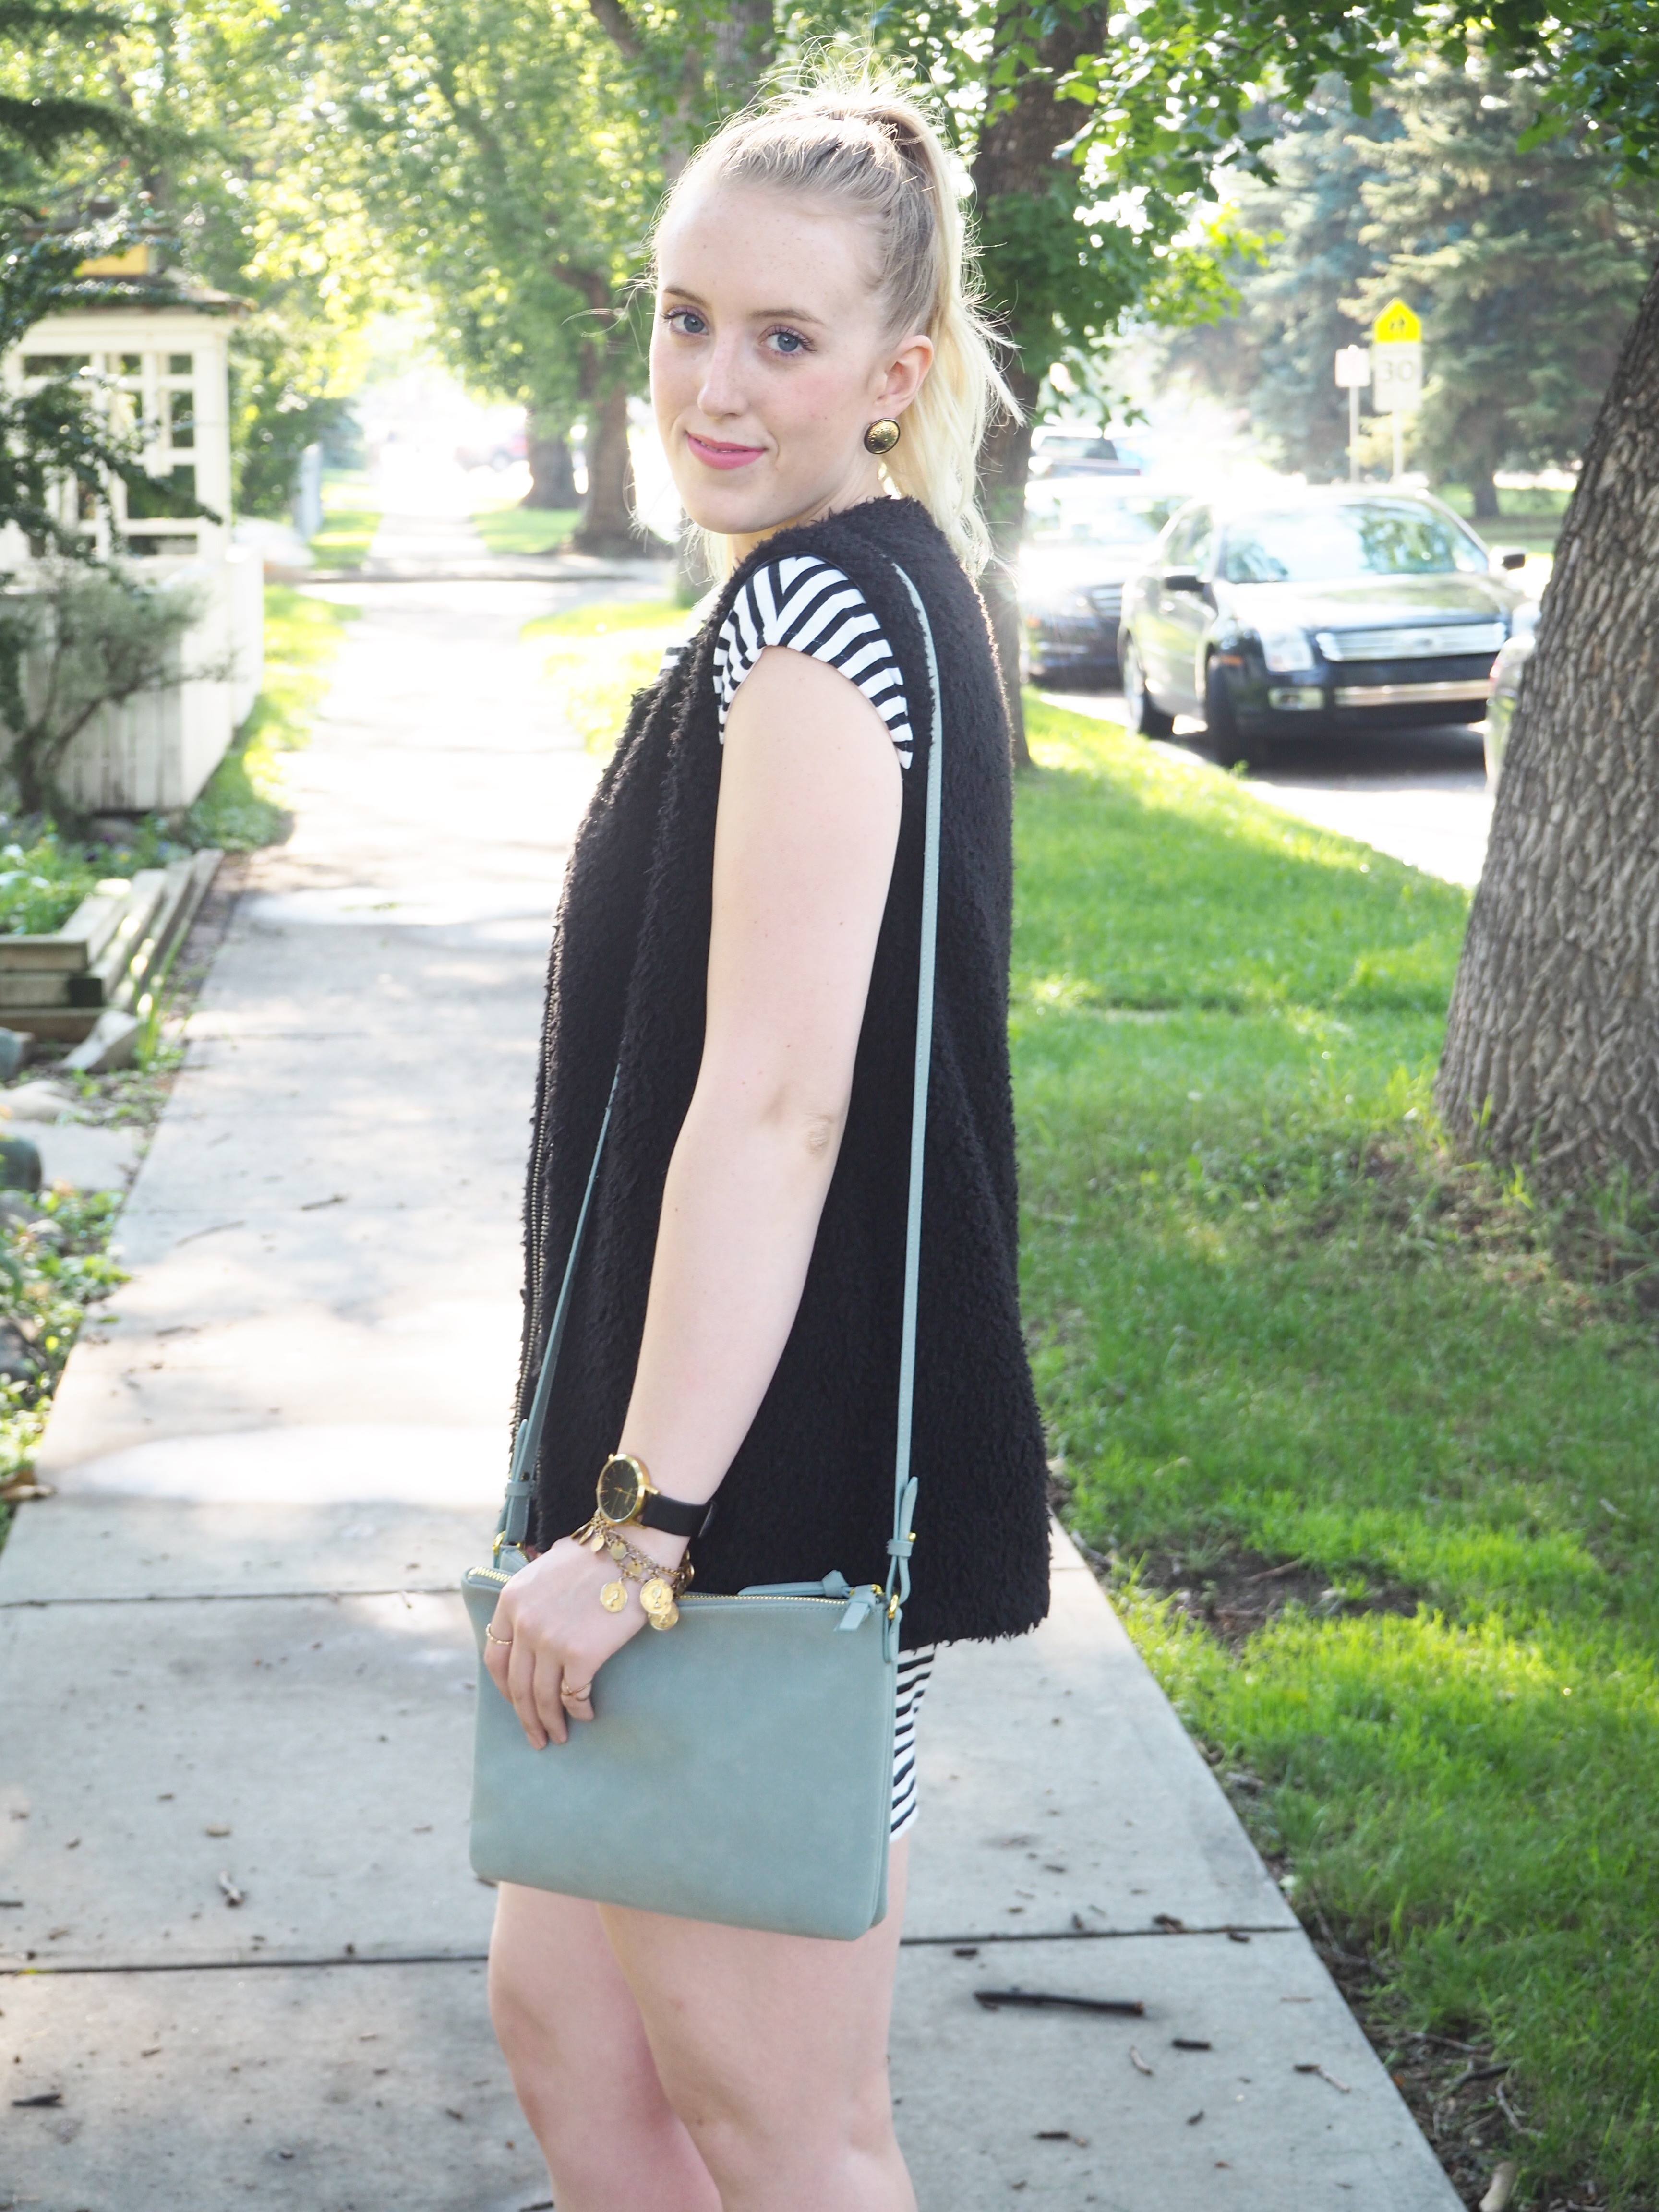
[686,432,766,472]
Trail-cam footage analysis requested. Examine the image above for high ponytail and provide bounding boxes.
[658,72,1016,575]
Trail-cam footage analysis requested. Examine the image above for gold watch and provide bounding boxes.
[593,1453,712,1539]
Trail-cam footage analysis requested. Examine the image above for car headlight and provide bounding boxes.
[1254,625,1316,674]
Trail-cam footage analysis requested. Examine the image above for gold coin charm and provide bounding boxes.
[600,1580,628,1612]
[606,1534,628,1561]
[640,1577,679,1629]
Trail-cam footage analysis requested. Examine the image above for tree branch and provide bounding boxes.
[586,0,643,61]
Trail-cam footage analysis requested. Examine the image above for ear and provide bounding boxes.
[873,333,934,419]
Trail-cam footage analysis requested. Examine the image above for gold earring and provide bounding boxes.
[863,418,902,456]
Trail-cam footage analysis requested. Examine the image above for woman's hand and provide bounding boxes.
[484,1529,688,1747]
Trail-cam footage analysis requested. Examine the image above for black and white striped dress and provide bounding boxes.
[711,554,915,767]
[670,554,934,1837]
[890,1648,933,1840]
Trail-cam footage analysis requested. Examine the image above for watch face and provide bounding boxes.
[597,1455,645,1524]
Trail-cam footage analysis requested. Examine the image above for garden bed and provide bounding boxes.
[0,852,219,1039]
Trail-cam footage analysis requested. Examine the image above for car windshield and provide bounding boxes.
[1220,500,1488,583]
[1025,491,1170,551]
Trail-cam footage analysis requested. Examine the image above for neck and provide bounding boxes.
[727,455,887,566]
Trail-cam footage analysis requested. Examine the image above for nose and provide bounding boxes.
[696,333,749,424]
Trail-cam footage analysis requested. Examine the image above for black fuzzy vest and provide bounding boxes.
[517,497,1051,1647]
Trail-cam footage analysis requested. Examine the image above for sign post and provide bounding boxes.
[1334,345,1370,481]
[1370,299,1423,482]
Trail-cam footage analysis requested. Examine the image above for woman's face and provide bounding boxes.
[651,181,932,551]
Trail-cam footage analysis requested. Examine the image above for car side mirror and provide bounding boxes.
[1495,548,1527,572]
[1162,568,1204,594]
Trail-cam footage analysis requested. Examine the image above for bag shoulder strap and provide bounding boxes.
[880,562,942,1646]
[497,559,944,1635]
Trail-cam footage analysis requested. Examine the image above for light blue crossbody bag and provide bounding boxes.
[461,565,942,1940]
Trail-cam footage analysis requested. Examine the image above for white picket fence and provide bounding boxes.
[8,545,264,816]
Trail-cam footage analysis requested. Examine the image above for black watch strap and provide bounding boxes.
[639,1490,717,1539]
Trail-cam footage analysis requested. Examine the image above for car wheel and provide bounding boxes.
[1122,637,1174,737]
[1204,659,1261,769]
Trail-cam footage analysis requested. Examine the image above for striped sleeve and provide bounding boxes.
[713,555,914,767]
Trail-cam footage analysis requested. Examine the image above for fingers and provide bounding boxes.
[483,1552,638,1748]
[482,1619,514,1702]
[531,1640,570,1745]
[506,1623,560,1747]
[559,1677,596,1724]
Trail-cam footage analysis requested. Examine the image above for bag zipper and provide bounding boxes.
[462,1568,883,1618]
[465,1571,867,1604]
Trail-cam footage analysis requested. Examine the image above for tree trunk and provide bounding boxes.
[975,371,1039,772]
[571,383,637,556]
[525,416,577,509]
[712,0,772,103]
[1437,256,1659,1188]
[970,11,1104,774]
[1471,470,1500,521]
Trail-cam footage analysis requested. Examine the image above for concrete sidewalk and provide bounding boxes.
[1,493,1460,2211]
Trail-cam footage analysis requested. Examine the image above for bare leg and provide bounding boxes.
[489,1882,721,2212]
[601,1839,915,2212]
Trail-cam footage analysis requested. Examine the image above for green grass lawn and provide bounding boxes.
[1439,482,1571,555]
[475,499,578,556]
[185,587,358,850]
[310,472,381,570]
[523,596,687,752]
[1015,697,1659,2207]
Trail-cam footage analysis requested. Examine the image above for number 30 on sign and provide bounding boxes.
[1370,298,1422,415]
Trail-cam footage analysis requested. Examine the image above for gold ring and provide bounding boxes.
[560,1682,593,1704]
[485,1625,513,1646]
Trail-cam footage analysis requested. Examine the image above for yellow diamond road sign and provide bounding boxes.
[1372,298,1421,344]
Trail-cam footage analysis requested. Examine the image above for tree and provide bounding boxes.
[871,2,1241,761]
[0,0,392,519]
[1435,269,1659,1186]
[1153,60,1659,505]
[1148,92,1397,482]
[323,0,663,553]
[0,1,149,192]
[1052,0,1659,1192]
[1351,54,1659,516]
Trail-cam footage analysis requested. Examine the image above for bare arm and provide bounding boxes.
[488,644,902,1743]
[614,645,903,1497]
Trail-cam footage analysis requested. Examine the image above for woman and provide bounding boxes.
[482,80,1051,2212]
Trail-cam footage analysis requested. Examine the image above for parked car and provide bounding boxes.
[1117,487,1529,764]
[1483,601,1539,789]
[1028,426,1140,478]
[1020,479,1190,684]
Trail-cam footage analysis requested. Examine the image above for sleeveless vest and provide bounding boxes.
[517,496,1051,1648]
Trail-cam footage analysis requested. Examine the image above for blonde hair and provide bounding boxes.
[658,74,1016,575]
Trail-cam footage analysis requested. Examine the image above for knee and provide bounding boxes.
[487,1936,549,2073]
[659,2046,895,2193]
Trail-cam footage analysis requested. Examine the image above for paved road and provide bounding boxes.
[0,493,1461,2211]
[1049,688,1492,888]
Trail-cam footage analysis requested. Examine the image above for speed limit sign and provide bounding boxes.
[1370,299,1423,414]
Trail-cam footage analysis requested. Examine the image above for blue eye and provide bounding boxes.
[666,307,707,337]
[768,328,807,355]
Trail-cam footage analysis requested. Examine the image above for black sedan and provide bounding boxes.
[1018,479,1187,684]
[1117,488,1528,763]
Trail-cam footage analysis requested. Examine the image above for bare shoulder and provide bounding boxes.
[723,642,902,772]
